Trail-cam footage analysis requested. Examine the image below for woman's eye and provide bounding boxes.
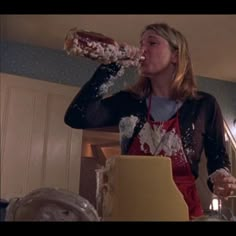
[149,41,157,46]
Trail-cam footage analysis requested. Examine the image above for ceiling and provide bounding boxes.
[1,14,236,82]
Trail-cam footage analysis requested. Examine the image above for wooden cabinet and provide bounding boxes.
[1,73,83,200]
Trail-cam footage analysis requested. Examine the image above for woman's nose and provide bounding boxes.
[139,47,146,56]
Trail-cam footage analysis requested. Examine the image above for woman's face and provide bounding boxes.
[138,30,177,77]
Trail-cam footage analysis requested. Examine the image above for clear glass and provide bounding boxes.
[64,28,144,67]
[5,187,100,221]
[196,196,236,221]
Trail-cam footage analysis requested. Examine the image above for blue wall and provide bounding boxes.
[1,41,235,136]
[0,41,136,94]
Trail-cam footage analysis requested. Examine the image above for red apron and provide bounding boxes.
[128,96,203,219]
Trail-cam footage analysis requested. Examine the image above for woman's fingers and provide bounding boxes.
[213,175,236,198]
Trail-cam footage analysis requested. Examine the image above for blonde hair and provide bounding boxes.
[128,23,197,101]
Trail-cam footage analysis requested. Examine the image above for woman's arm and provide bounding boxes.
[203,95,235,196]
[204,96,231,175]
[64,63,123,129]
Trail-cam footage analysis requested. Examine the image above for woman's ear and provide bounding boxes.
[171,49,178,64]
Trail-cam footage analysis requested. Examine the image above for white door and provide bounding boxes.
[1,73,83,200]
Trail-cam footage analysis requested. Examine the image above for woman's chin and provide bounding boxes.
[138,67,147,75]
[138,70,150,77]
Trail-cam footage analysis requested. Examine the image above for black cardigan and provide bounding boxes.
[64,63,231,191]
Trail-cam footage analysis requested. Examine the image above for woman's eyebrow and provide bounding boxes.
[147,35,159,40]
[140,35,159,43]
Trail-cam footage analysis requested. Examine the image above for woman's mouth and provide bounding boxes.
[139,55,145,62]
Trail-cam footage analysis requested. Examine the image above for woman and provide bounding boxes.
[64,23,236,219]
